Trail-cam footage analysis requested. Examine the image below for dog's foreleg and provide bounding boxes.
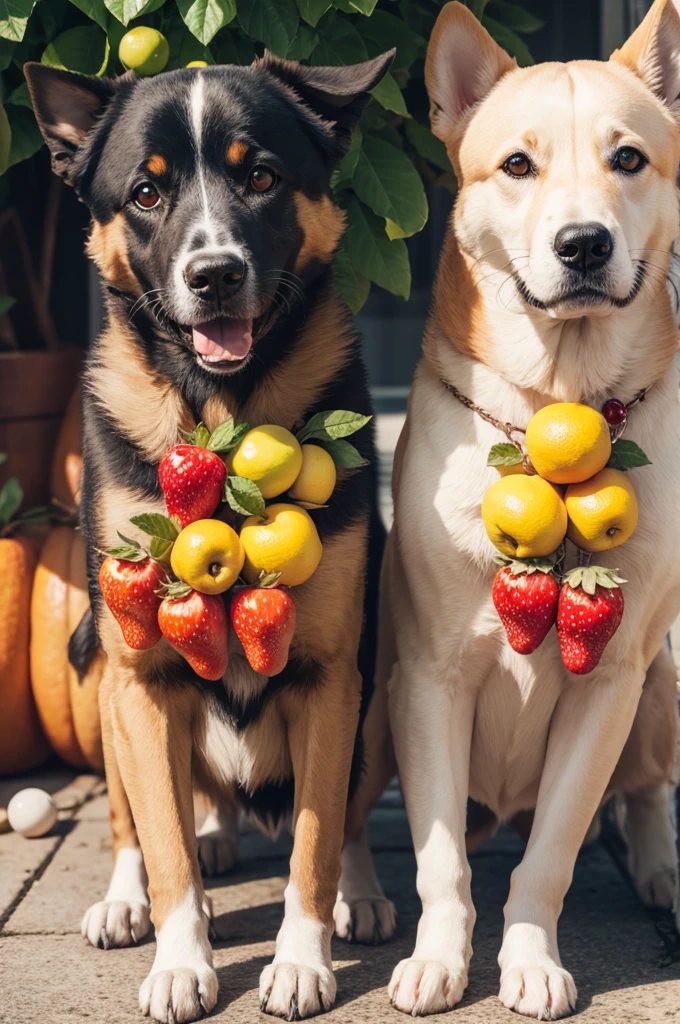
[259,661,361,1020]
[499,671,643,1020]
[82,665,150,949]
[111,676,217,1024]
[387,664,476,1016]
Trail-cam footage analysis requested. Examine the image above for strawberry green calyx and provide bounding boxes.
[105,532,148,562]
[179,422,211,447]
[563,565,626,596]
[494,553,557,576]
[158,579,193,600]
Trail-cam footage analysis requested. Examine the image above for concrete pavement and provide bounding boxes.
[1,769,679,1023]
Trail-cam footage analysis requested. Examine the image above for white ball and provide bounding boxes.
[7,788,57,838]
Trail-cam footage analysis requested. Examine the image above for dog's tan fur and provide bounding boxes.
[384,2,680,1018]
[293,192,346,275]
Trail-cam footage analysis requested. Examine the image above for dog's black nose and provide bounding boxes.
[553,223,614,273]
[184,252,246,300]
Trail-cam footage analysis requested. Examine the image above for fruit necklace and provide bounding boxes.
[99,411,370,681]
[441,378,652,674]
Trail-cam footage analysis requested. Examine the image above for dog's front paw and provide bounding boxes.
[388,958,466,1015]
[259,962,336,1019]
[81,900,150,949]
[334,896,396,944]
[499,966,577,1020]
[140,965,218,1023]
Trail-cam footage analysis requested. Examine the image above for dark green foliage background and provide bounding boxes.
[0,0,539,310]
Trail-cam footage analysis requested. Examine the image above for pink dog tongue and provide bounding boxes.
[192,318,253,362]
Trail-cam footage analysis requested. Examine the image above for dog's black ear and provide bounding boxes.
[258,49,395,154]
[24,63,119,184]
[425,2,516,146]
[611,0,680,113]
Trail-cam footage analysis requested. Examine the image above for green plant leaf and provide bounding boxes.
[485,0,543,33]
[285,22,317,59]
[487,443,523,467]
[606,439,652,471]
[0,453,6,466]
[6,104,42,169]
[212,25,256,64]
[319,438,368,468]
[0,100,10,175]
[311,11,368,64]
[333,247,370,314]
[370,72,408,116]
[0,476,22,526]
[178,0,235,45]
[69,0,109,29]
[351,136,427,239]
[207,417,235,451]
[237,0,299,56]
[103,0,153,26]
[0,37,13,70]
[345,0,377,14]
[224,475,266,517]
[483,15,534,66]
[297,409,371,443]
[340,193,410,299]
[149,535,173,560]
[129,512,181,540]
[6,81,31,108]
[358,9,421,70]
[332,128,362,191]
[0,0,36,42]
[404,119,451,172]
[295,0,328,27]
[42,24,109,75]
[0,294,15,316]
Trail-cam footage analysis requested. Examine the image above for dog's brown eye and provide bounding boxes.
[133,183,161,209]
[250,166,276,193]
[502,153,533,178]
[613,147,646,174]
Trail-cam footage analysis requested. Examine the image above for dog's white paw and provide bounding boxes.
[388,958,466,1015]
[259,962,336,1019]
[334,896,396,944]
[197,830,239,877]
[636,866,678,909]
[81,900,150,949]
[140,965,218,1023]
[499,966,577,1020]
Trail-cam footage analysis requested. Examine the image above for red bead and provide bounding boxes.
[602,399,627,426]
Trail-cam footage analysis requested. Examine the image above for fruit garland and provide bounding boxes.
[477,394,650,674]
[99,411,370,680]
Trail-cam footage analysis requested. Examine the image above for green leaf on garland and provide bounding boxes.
[129,512,181,540]
[319,438,368,468]
[487,443,523,467]
[606,439,652,471]
[224,475,266,518]
[297,409,371,444]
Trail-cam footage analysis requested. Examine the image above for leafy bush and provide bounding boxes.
[0,0,540,311]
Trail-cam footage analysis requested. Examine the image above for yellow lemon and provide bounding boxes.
[481,474,567,558]
[496,463,527,477]
[170,519,244,595]
[229,425,303,499]
[119,27,169,77]
[525,403,611,484]
[565,468,638,552]
[186,60,209,67]
[240,503,322,586]
[289,445,336,504]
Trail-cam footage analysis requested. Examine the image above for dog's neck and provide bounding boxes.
[427,230,678,406]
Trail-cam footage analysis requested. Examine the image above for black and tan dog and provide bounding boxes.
[26,53,397,1023]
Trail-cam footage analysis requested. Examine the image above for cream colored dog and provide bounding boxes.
[382,1,680,1018]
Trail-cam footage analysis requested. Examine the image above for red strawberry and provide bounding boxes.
[158,585,228,680]
[158,444,226,527]
[231,585,296,676]
[99,553,165,650]
[492,559,559,654]
[557,566,625,675]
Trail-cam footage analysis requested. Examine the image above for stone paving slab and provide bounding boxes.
[1,777,679,1023]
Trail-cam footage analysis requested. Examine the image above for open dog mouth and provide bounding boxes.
[514,263,646,312]
[191,317,254,368]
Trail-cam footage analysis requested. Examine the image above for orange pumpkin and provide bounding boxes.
[30,526,104,770]
[0,535,49,774]
[50,383,83,511]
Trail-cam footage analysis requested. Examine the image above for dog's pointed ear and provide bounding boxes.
[611,0,680,111]
[24,63,119,184]
[425,1,516,145]
[257,49,395,155]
